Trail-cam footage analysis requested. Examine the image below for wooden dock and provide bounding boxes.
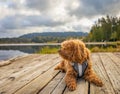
[0,53,120,94]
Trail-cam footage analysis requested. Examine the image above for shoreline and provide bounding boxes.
[0,54,30,67]
[0,42,118,46]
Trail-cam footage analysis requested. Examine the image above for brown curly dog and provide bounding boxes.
[54,39,103,91]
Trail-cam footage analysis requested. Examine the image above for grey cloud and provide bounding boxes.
[1,0,120,38]
[68,0,120,18]
[24,15,64,27]
[0,15,24,30]
[0,0,19,9]
[0,14,64,31]
[25,0,120,18]
[6,1,17,8]
[0,32,18,38]
[25,0,51,11]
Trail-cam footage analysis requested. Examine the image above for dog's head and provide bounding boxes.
[58,39,90,63]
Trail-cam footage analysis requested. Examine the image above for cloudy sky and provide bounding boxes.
[0,0,120,38]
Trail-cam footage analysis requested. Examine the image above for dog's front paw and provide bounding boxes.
[96,80,104,87]
[54,67,59,70]
[54,65,61,70]
[67,82,77,91]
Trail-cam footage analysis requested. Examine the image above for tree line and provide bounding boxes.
[85,15,120,42]
[0,36,83,43]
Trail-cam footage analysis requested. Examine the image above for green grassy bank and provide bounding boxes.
[37,44,120,54]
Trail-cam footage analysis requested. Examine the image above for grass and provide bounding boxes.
[90,41,120,52]
[38,46,120,54]
[90,46,120,52]
[37,46,59,54]
[37,42,120,54]
[117,41,120,45]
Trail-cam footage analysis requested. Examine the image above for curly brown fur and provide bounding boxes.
[54,39,103,91]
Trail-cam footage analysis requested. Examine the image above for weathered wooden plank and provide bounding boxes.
[63,79,88,94]
[99,53,120,94]
[51,75,66,94]
[90,53,115,94]
[0,55,48,86]
[0,55,57,88]
[14,66,59,94]
[0,60,12,67]
[114,52,120,58]
[0,54,29,67]
[0,56,60,94]
[0,54,55,78]
[0,54,43,79]
[0,53,120,94]
[107,53,120,68]
[38,72,64,94]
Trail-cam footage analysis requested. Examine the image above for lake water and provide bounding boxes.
[0,45,59,61]
[0,43,117,61]
[0,50,28,61]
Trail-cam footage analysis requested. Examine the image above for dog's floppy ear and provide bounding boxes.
[78,42,85,59]
[78,41,90,60]
[85,48,90,60]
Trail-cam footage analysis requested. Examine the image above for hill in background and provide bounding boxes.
[19,32,87,38]
[0,32,88,43]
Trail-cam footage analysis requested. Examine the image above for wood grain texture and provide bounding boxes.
[0,53,120,94]
[99,53,120,94]
[90,53,115,94]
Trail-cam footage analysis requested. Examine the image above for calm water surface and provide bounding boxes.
[0,43,117,61]
[0,45,59,61]
[0,50,28,61]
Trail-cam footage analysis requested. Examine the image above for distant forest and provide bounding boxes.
[85,15,120,42]
[0,32,87,43]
